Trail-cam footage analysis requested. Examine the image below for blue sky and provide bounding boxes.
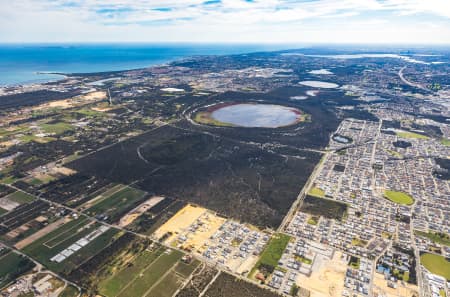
[1,0,449,43]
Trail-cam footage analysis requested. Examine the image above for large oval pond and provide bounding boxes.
[210,103,302,128]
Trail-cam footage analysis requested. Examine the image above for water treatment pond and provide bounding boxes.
[210,103,303,128]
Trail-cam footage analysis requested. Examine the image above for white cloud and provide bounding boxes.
[0,0,449,43]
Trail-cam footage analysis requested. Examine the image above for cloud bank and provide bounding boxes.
[1,0,449,43]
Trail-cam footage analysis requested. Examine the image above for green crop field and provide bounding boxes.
[0,207,7,216]
[22,217,118,273]
[99,247,168,297]
[383,190,414,205]
[86,186,147,222]
[396,131,429,139]
[114,249,183,297]
[253,233,291,273]
[146,271,182,297]
[441,138,450,146]
[420,253,450,280]
[173,259,200,278]
[0,251,35,288]
[5,191,35,204]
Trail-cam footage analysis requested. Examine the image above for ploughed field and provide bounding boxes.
[68,125,321,228]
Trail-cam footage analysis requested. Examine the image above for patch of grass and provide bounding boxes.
[0,176,17,185]
[27,175,56,186]
[308,187,325,198]
[441,138,450,146]
[396,131,429,139]
[173,259,200,278]
[351,237,368,247]
[86,186,147,223]
[59,285,79,297]
[307,216,318,225]
[402,271,410,282]
[420,253,450,280]
[383,190,414,205]
[20,134,56,143]
[253,233,291,272]
[5,191,35,204]
[0,207,7,216]
[76,108,105,118]
[349,256,360,269]
[381,232,392,239]
[294,255,312,265]
[41,122,74,135]
[0,251,35,288]
[386,149,403,158]
[415,230,450,246]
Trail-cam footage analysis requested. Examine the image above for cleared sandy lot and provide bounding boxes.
[118,196,165,227]
[296,251,347,297]
[0,197,19,211]
[373,273,418,297]
[154,204,215,247]
[14,217,68,249]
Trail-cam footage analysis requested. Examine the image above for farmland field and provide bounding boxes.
[147,271,183,297]
[0,251,35,288]
[99,247,166,297]
[4,191,35,204]
[116,249,183,297]
[85,186,148,223]
[99,246,196,297]
[22,217,119,274]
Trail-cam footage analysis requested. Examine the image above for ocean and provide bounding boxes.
[0,43,295,86]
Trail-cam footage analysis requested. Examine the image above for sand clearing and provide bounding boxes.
[154,204,207,243]
[0,197,19,211]
[82,91,107,101]
[32,91,107,112]
[296,251,346,297]
[372,273,418,297]
[118,196,165,227]
[178,212,226,252]
[15,217,68,249]
[51,166,77,176]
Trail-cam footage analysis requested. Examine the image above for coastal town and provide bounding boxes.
[0,48,448,297]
